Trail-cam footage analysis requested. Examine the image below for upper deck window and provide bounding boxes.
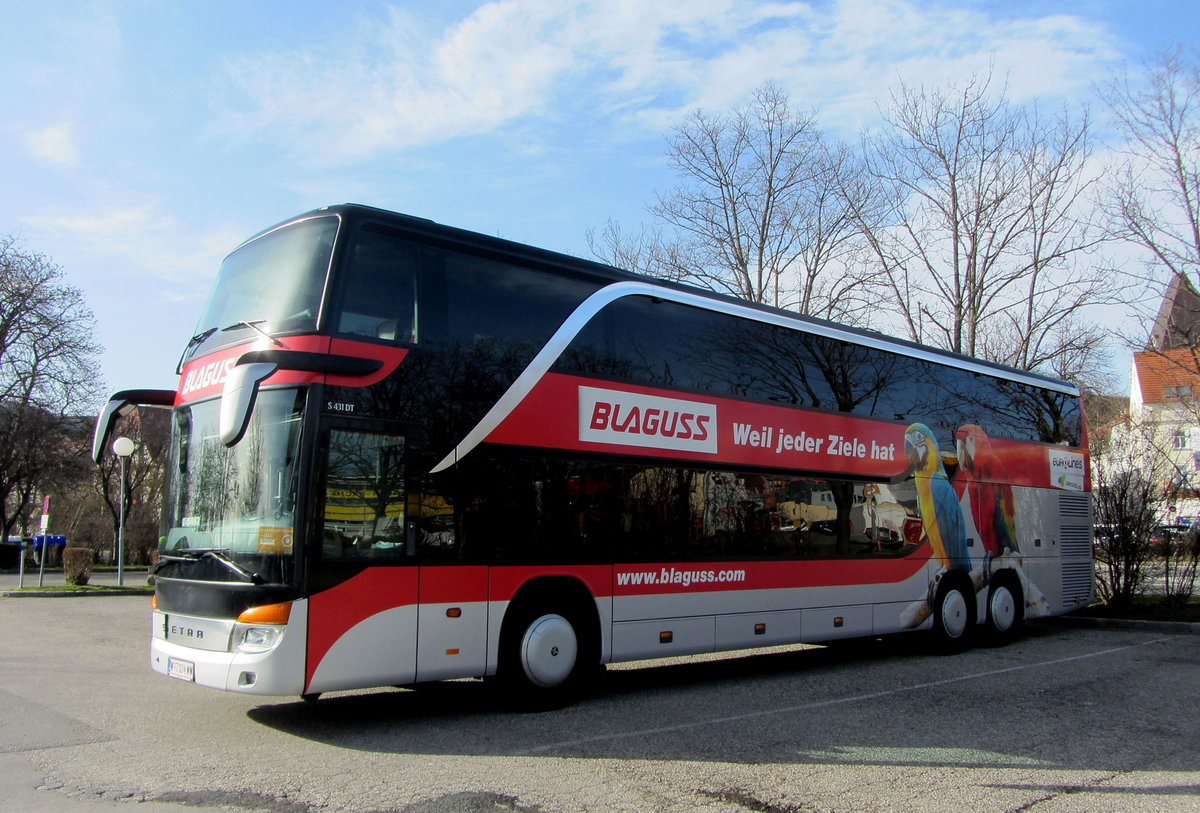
[334,223,419,343]
[559,295,1082,447]
[332,221,603,354]
[193,216,338,337]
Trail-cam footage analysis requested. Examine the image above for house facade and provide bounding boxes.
[1128,274,1200,524]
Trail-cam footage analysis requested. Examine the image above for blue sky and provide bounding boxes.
[1,0,1197,399]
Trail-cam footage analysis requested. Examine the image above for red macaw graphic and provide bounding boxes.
[955,424,1019,556]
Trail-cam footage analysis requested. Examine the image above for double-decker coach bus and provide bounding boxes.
[94,204,1093,706]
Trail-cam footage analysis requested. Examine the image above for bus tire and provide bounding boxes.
[931,574,974,653]
[498,593,595,710]
[984,572,1024,646]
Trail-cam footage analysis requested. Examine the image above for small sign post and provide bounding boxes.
[36,497,50,587]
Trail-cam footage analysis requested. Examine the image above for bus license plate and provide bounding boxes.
[167,657,195,682]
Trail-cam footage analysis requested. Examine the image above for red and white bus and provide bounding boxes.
[94,204,1093,706]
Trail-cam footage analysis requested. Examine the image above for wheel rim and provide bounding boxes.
[939,587,969,639]
[989,584,1016,633]
[520,614,578,688]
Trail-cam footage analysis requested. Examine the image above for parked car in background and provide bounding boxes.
[1150,524,1196,549]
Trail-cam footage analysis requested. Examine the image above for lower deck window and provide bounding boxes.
[428,456,923,564]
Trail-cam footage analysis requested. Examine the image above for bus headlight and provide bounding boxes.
[234,624,284,653]
[232,602,292,653]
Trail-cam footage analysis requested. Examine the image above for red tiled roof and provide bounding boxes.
[1134,348,1200,403]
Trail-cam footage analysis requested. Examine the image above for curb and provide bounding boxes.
[1,588,154,598]
[1045,614,1200,635]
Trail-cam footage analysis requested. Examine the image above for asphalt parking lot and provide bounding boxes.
[2,594,1198,813]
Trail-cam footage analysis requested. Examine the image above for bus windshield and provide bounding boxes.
[192,216,338,338]
[159,389,306,586]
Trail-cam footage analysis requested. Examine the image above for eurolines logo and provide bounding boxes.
[579,386,718,454]
[1049,449,1086,491]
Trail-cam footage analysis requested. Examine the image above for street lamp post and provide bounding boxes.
[113,436,135,587]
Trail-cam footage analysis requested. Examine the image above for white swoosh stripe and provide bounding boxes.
[430,281,1079,472]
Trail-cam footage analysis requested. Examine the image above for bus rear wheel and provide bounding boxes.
[985,574,1024,646]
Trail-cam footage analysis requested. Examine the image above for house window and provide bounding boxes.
[1175,429,1190,450]
[1165,384,1194,399]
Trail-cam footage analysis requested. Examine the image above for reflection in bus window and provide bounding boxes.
[560,296,1082,447]
[158,389,305,585]
[452,455,924,564]
[322,430,406,560]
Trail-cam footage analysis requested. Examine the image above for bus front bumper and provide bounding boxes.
[150,604,307,696]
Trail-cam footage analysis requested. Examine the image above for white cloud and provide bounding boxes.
[211,0,810,160]
[210,0,1121,162]
[26,122,80,166]
[26,205,242,293]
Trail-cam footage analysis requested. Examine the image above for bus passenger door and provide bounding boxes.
[306,424,418,694]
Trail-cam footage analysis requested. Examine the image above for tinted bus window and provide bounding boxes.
[196,216,337,337]
[334,224,602,358]
[559,295,1081,448]
[447,454,922,564]
[421,247,601,355]
[335,224,419,343]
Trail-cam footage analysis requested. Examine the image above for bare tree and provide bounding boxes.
[592,83,874,324]
[857,71,1112,383]
[0,236,103,538]
[1,408,93,536]
[95,407,169,564]
[655,83,819,307]
[1099,46,1200,300]
[1091,417,1171,606]
[585,220,691,285]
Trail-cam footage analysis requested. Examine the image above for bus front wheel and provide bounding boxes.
[519,613,579,689]
[931,576,974,653]
[499,603,588,710]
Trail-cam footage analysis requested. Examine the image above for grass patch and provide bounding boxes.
[6,584,151,593]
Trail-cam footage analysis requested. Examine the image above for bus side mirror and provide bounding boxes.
[94,399,136,463]
[93,389,176,462]
[219,362,278,447]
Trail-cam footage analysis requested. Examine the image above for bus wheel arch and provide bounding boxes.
[985,570,1024,645]
[497,576,601,708]
[930,570,975,653]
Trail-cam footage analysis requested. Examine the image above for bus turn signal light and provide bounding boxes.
[237,602,292,625]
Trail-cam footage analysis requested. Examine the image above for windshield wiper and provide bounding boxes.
[155,549,265,585]
[176,327,218,372]
[222,319,283,347]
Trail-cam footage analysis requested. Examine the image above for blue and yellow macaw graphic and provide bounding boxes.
[906,422,971,572]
